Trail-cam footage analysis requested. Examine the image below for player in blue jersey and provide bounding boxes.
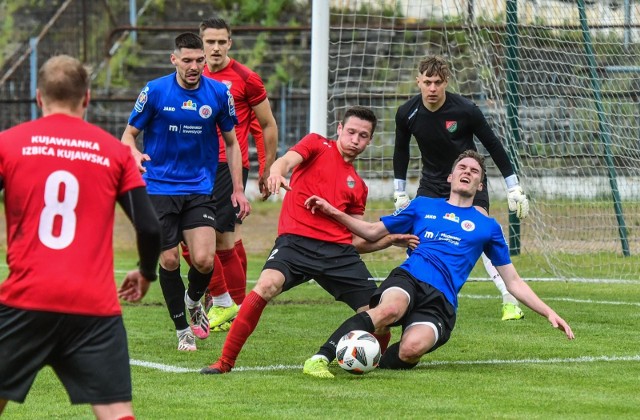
[302,150,574,378]
[121,32,250,351]
[393,55,529,321]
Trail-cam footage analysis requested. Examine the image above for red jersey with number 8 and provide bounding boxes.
[0,114,145,316]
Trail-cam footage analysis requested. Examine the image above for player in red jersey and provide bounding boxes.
[201,106,419,374]
[191,17,278,331]
[0,55,161,419]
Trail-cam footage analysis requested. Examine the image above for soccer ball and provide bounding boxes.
[335,330,381,374]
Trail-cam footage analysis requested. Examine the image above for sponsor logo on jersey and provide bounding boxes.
[423,230,435,239]
[444,212,459,223]
[199,105,213,119]
[346,175,356,189]
[461,220,476,232]
[163,106,176,112]
[446,120,457,133]
[134,87,149,112]
[227,90,236,117]
[182,100,197,111]
[424,214,436,219]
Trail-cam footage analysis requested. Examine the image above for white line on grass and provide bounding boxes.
[131,354,640,374]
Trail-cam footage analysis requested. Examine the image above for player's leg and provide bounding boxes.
[473,200,524,321]
[182,225,217,340]
[234,225,248,275]
[216,230,245,305]
[200,268,286,374]
[91,402,134,420]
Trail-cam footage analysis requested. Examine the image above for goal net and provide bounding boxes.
[327,0,640,280]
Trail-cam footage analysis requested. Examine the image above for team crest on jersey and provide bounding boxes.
[346,175,356,189]
[182,100,197,111]
[461,220,475,232]
[199,105,213,119]
[444,212,460,223]
[134,87,149,112]
[227,90,236,117]
[446,121,458,133]
[222,80,232,88]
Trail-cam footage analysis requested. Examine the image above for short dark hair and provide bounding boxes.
[452,150,486,178]
[174,32,203,51]
[342,106,378,136]
[38,54,88,107]
[199,17,231,36]
[418,55,450,81]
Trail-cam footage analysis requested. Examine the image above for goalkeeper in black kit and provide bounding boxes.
[392,55,530,321]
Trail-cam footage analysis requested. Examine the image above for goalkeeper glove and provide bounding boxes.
[393,191,411,210]
[507,185,529,219]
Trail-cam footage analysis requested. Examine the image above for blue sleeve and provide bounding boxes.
[380,202,416,234]
[483,221,511,266]
[216,86,238,133]
[128,85,155,130]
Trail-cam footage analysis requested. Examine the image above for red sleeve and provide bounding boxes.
[245,72,268,107]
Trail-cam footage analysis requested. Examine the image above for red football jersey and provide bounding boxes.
[279,133,368,244]
[0,114,146,316]
[203,59,268,168]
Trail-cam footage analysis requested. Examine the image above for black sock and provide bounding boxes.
[316,311,375,361]
[378,342,418,370]
[159,266,188,330]
[186,266,212,303]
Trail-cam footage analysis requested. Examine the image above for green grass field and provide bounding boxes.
[2,200,640,419]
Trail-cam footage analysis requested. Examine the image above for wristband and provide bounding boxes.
[504,174,519,189]
[393,178,406,192]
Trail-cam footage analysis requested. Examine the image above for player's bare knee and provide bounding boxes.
[373,303,404,325]
[190,254,214,273]
[398,338,427,361]
[253,276,283,300]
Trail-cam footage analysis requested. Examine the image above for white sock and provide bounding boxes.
[212,292,233,307]
[481,253,518,305]
[184,291,199,309]
[310,354,329,363]
[176,327,190,337]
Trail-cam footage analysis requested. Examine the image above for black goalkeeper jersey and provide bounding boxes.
[393,92,515,187]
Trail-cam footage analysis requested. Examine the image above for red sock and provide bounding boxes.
[220,291,267,366]
[235,239,247,276]
[181,243,192,266]
[372,331,391,354]
[208,253,228,296]
[217,248,246,305]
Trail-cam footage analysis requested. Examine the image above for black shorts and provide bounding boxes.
[417,177,490,212]
[212,162,249,233]
[149,194,217,250]
[262,234,376,311]
[0,304,131,405]
[370,267,456,353]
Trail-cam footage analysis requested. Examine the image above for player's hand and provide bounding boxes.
[393,191,411,210]
[390,233,420,250]
[507,186,529,219]
[231,191,251,221]
[547,313,575,340]
[258,173,271,201]
[267,174,291,195]
[118,270,152,302]
[130,149,151,173]
[304,195,337,217]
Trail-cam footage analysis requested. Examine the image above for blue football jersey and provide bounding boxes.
[128,73,237,194]
[381,197,511,309]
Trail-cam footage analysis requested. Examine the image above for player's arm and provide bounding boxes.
[392,109,412,210]
[305,195,389,242]
[266,150,303,195]
[496,263,575,339]
[121,124,150,173]
[221,128,251,220]
[353,231,420,254]
[116,187,161,302]
[252,99,278,200]
[472,107,529,218]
